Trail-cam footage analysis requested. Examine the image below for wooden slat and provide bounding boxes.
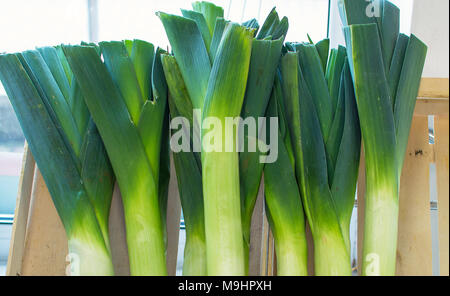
[415,98,449,117]
[357,147,366,276]
[418,78,449,99]
[166,155,181,276]
[20,171,133,275]
[266,229,276,276]
[251,177,278,276]
[248,181,265,276]
[273,249,278,276]
[6,144,35,276]
[435,114,449,276]
[260,201,271,276]
[20,169,68,276]
[108,185,130,276]
[396,115,434,275]
[15,162,182,275]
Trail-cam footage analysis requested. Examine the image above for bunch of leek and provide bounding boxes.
[281,39,361,275]
[159,1,256,275]
[263,72,308,276]
[339,0,427,275]
[200,22,253,276]
[163,54,206,275]
[159,1,224,276]
[62,40,171,276]
[0,47,115,275]
[239,8,287,274]
[159,1,226,275]
[160,2,288,275]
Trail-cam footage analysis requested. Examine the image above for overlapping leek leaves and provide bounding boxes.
[0,47,115,275]
[200,23,254,276]
[263,73,308,276]
[163,53,206,275]
[281,40,361,275]
[159,1,224,276]
[339,0,427,275]
[63,40,170,276]
[239,8,287,273]
[159,2,287,275]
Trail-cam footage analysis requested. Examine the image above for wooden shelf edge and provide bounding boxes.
[419,78,449,99]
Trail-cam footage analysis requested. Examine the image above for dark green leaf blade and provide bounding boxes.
[315,38,330,74]
[388,33,409,107]
[158,12,211,112]
[63,45,166,276]
[297,43,333,141]
[130,39,155,102]
[393,34,427,177]
[344,23,399,276]
[330,61,361,250]
[181,9,213,52]
[192,1,224,37]
[99,41,144,125]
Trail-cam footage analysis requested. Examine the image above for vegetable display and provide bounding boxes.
[63,41,170,276]
[0,47,115,275]
[263,73,309,276]
[239,9,287,274]
[0,0,428,277]
[280,39,361,275]
[160,3,288,275]
[339,0,427,276]
[159,2,252,276]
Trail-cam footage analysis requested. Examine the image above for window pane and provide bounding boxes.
[0,97,24,154]
[97,0,329,47]
[329,0,414,48]
[391,0,414,34]
[0,0,89,93]
[236,0,329,43]
[0,0,89,53]
[97,0,198,47]
[0,94,24,273]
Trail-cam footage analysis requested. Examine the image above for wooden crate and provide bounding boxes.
[5,153,271,276]
[5,79,449,276]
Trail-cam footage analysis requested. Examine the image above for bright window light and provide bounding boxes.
[329,0,414,48]
[228,0,329,43]
[0,0,89,96]
[96,0,329,48]
[0,0,89,53]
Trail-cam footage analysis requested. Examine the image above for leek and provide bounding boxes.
[162,53,206,275]
[281,40,361,275]
[201,22,253,276]
[63,41,170,276]
[339,0,427,275]
[159,1,254,275]
[263,73,308,276]
[0,48,115,275]
[160,3,288,275]
[239,8,286,273]
[158,2,220,276]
